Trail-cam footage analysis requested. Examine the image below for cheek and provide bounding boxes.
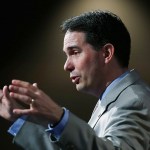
[77,56,91,70]
[76,58,95,77]
[74,52,101,73]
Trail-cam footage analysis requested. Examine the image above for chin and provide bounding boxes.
[76,84,88,93]
[76,84,84,92]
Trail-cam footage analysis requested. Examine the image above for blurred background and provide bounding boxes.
[0,0,150,149]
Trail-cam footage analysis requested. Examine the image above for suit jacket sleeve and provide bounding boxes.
[13,116,60,150]
[13,107,150,150]
[13,112,115,150]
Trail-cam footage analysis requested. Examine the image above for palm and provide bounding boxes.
[0,86,20,121]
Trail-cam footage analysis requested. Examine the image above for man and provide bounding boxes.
[0,10,150,150]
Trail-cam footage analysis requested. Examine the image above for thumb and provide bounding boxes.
[3,86,9,98]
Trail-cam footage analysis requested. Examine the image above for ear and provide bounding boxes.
[102,43,114,64]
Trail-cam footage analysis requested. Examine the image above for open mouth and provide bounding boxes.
[71,76,80,84]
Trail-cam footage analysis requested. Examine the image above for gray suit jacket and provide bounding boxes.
[13,70,150,150]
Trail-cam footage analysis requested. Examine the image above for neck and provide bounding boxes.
[94,67,129,97]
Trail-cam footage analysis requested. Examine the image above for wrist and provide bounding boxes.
[51,107,65,127]
[45,107,69,140]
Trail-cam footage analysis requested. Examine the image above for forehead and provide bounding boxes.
[63,31,86,51]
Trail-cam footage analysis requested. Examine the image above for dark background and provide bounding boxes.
[0,1,71,149]
[0,0,150,149]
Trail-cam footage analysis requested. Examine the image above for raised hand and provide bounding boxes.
[9,80,63,124]
[0,86,23,121]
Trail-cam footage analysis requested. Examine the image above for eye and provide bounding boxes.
[65,47,81,56]
[72,47,81,55]
[73,50,79,55]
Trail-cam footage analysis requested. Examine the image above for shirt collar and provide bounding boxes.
[100,70,130,100]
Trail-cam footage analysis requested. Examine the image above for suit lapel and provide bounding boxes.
[88,69,140,128]
[88,100,101,127]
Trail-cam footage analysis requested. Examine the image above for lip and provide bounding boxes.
[70,76,80,84]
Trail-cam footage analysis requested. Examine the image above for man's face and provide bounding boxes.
[63,31,105,96]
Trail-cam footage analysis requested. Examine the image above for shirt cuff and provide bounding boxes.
[45,107,69,141]
[7,115,27,136]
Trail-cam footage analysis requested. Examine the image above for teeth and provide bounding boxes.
[72,77,80,84]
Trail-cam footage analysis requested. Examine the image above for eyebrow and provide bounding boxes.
[65,45,81,52]
[63,43,82,56]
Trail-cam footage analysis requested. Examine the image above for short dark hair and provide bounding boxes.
[61,10,131,68]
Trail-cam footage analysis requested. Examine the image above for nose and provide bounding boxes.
[64,58,74,72]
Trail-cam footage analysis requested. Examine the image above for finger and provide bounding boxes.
[12,79,31,88]
[13,108,32,116]
[10,81,38,95]
[9,85,36,98]
[9,92,32,105]
[33,83,38,87]
[9,85,29,94]
[3,85,10,100]
[12,80,38,90]
[0,89,3,100]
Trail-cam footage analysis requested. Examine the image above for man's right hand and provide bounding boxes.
[0,86,24,122]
